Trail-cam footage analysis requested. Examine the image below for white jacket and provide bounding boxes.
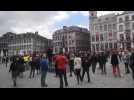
[74,57,81,69]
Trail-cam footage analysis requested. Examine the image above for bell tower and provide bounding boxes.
[89,11,97,52]
[89,11,97,24]
[89,11,97,31]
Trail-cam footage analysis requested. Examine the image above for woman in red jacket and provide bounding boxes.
[56,51,69,88]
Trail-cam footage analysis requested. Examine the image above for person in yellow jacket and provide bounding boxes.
[23,55,30,70]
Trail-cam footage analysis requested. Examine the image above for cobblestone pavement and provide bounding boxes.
[0,61,134,88]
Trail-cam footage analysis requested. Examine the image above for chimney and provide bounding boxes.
[35,31,38,35]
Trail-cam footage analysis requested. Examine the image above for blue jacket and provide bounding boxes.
[40,59,49,71]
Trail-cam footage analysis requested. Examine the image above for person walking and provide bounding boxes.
[98,52,107,74]
[35,55,40,75]
[74,54,82,85]
[123,51,130,74]
[56,51,69,88]
[129,51,134,80]
[29,55,36,78]
[18,56,25,78]
[91,53,98,74]
[69,53,74,77]
[81,54,91,83]
[111,50,121,77]
[40,54,49,87]
[9,56,20,87]
[53,54,58,77]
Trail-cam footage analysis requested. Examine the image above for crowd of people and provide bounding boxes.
[0,48,134,88]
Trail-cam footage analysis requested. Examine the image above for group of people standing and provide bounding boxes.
[53,51,108,88]
[5,48,134,88]
[9,54,49,87]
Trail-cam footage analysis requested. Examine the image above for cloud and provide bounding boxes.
[0,11,71,39]
[0,11,124,39]
[78,24,89,29]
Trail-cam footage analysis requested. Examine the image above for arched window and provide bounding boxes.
[132,15,134,20]
[125,16,129,21]
[132,23,134,30]
[119,18,123,23]
[119,25,123,32]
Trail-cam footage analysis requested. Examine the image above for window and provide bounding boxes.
[96,34,99,41]
[125,22,130,30]
[113,24,116,30]
[100,25,102,31]
[95,25,98,31]
[108,24,112,31]
[109,43,113,49]
[119,25,123,32]
[96,44,99,51]
[132,15,134,20]
[133,32,134,40]
[105,43,108,49]
[113,32,117,39]
[126,33,131,41]
[105,18,109,21]
[92,35,95,42]
[119,18,123,23]
[125,16,129,21]
[120,34,124,41]
[104,25,107,31]
[100,34,103,41]
[132,23,134,30]
[92,44,95,51]
[101,44,104,51]
[114,43,117,49]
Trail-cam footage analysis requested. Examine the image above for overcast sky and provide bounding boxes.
[0,11,123,39]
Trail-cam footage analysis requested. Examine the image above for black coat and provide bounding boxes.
[111,54,119,65]
[91,55,98,64]
[9,61,20,72]
[98,54,107,65]
[129,53,134,69]
[82,57,91,70]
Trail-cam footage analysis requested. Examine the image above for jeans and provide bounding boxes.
[29,68,35,78]
[41,71,47,87]
[74,69,82,84]
[124,63,130,73]
[12,71,19,87]
[58,69,68,88]
[100,64,106,74]
[92,63,97,74]
[69,65,74,76]
[130,65,134,80]
[81,69,90,82]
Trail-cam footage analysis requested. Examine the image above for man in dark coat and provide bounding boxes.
[129,52,134,80]
[98,52,107,74]
[91,53,98,74]
[9,56,20,87]
[81,54,91,83]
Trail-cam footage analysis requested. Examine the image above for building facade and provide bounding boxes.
[0,32,51,57]
[89,11,118,52]
[117,11,134,51]
[53,26,90,54]
[0,32,15,56]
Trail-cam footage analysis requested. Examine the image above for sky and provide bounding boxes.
[0,11,123,39]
